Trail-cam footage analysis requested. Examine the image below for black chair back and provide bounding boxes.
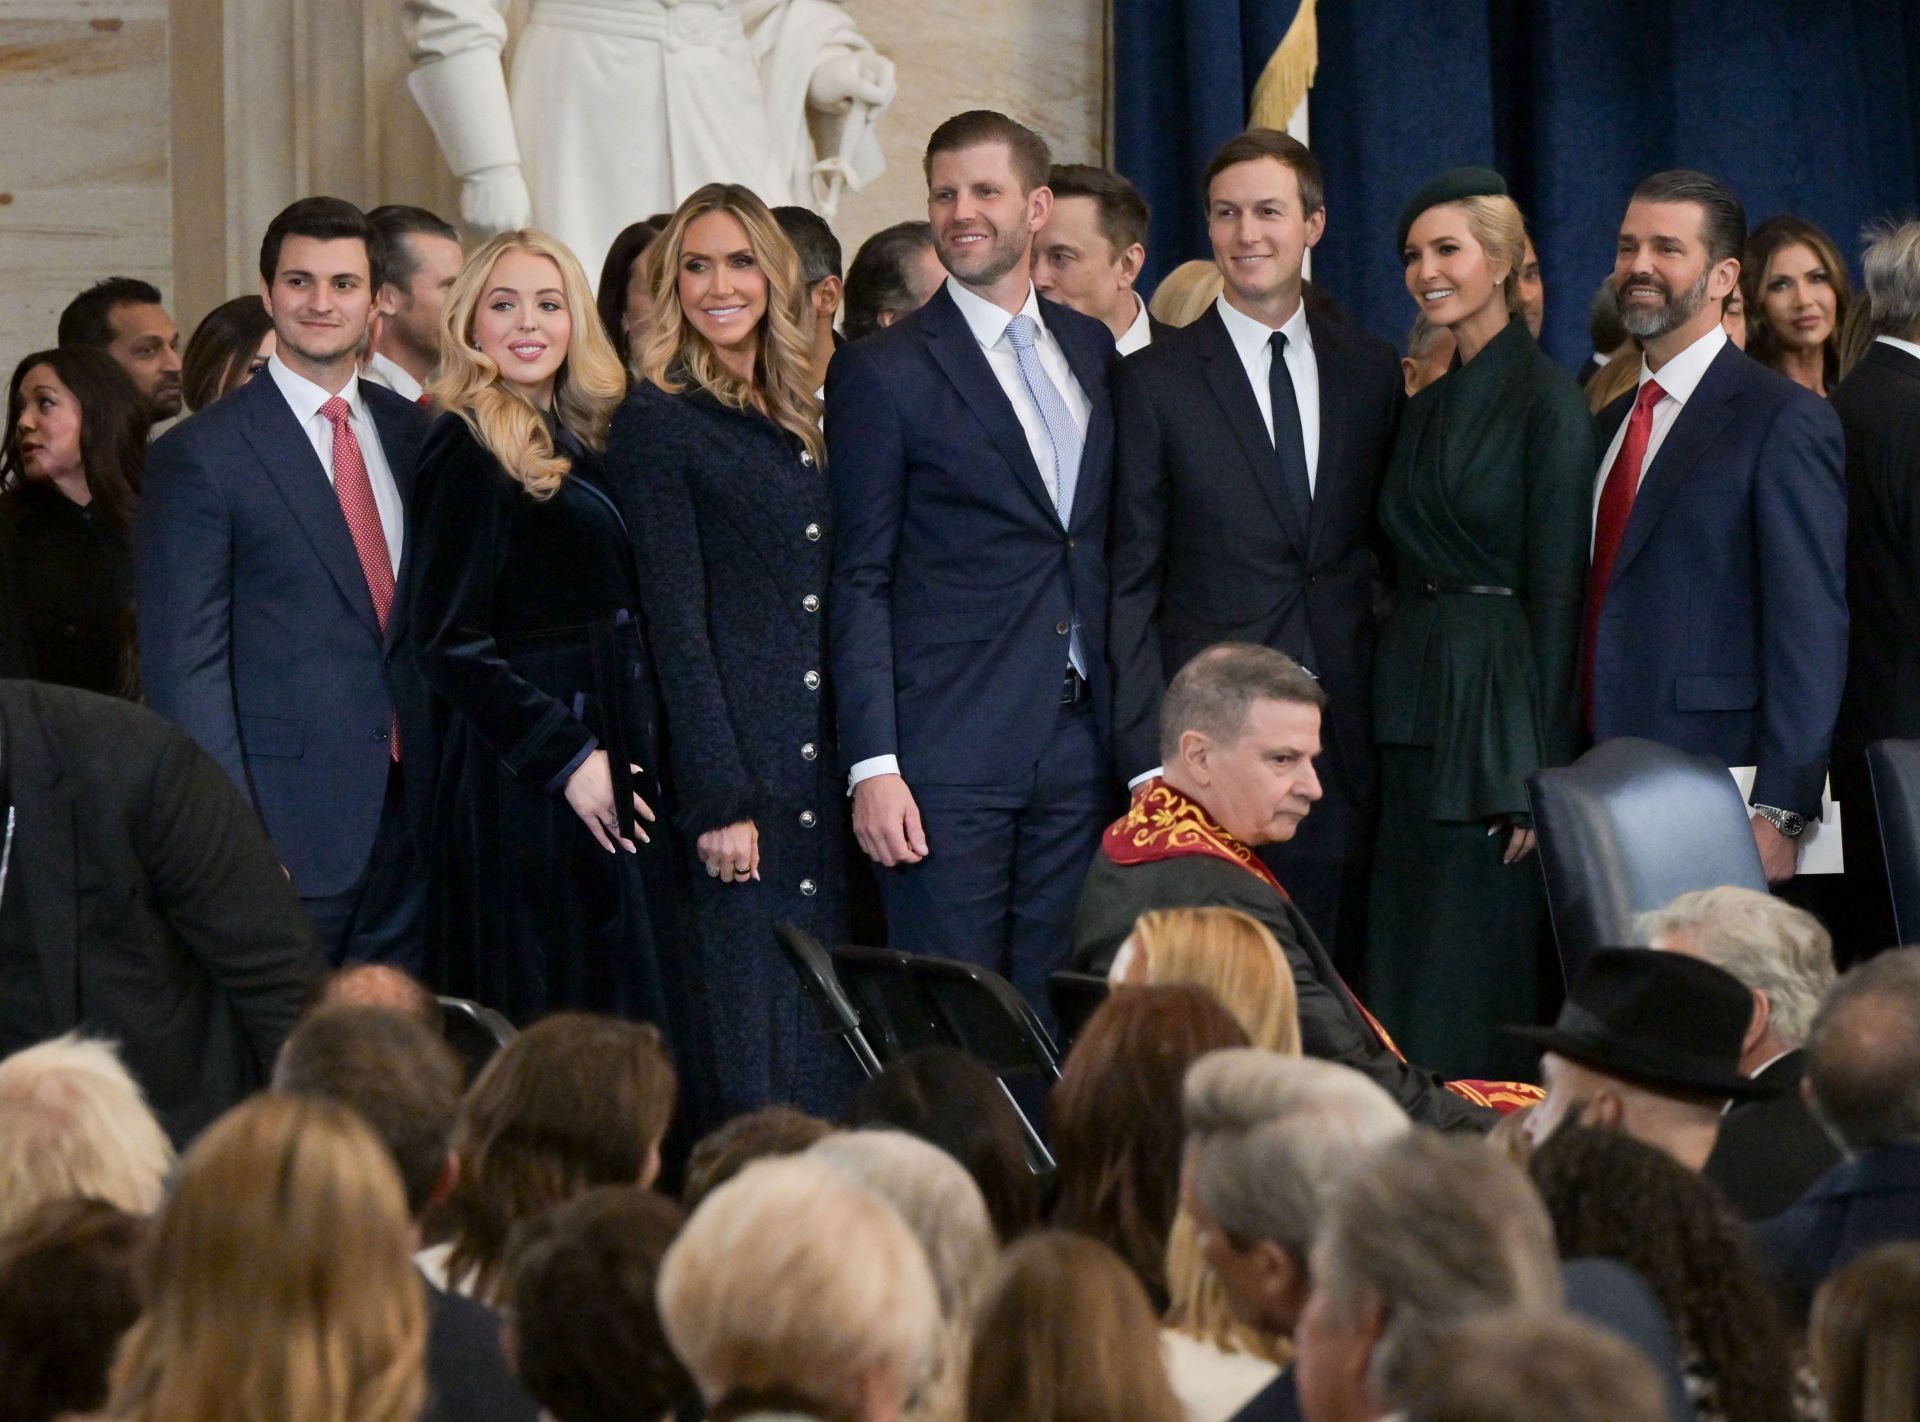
[437,995,516,1083]
[1527,737,1767,984]
[1868,739,1920,944]
[771,922,883,1077]
[1047,971,1111,1053]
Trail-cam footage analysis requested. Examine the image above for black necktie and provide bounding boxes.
[1268,330,1312,527]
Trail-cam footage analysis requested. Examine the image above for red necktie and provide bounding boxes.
[321,396,399,760]
[1582,379,1666,731]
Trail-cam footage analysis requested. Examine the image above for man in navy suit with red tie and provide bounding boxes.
[827,111,1118,1019]
[1585,171,1846,885]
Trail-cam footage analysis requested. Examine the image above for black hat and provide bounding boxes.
[1395,166,1509,253]
[1505,948,1778,1100]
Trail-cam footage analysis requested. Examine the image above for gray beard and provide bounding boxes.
[1619,268,1711,340]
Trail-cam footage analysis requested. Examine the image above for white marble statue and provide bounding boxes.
[402,0,896,277]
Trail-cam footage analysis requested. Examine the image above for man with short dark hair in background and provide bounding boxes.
[773,204,845,394]
[841,220,943,341]
[1033,163,1159,354]
[363,205,463,404]
[57,277,183,427]
[1577,279,1627,387]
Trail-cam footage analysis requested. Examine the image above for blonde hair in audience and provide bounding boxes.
[637,182,825,467]
[1585,336,1642,413]
[109,1093,425,1422]
[1130,907,1303,1054]
[0,1034,173,1233]
[1149,259,1225,328]
[1812,1242,1920,1422]
[431,228,627,498]
[659,1155,940,1416]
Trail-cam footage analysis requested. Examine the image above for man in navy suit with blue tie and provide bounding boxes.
[827,110,1118,1017]
[139,197,432,968]
[1586,171,1846,885]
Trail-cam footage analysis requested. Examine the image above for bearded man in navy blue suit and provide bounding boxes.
[827,110,1118,1019]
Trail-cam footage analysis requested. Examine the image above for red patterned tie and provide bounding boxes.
[321,396,399,760]
[1582,379,1665,732]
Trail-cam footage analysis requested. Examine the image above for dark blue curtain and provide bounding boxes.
[1114,1,1920,368]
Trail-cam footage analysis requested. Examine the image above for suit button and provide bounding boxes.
[373,727,389,742]
[1055,620,1070,635]
[804,670,821,690]
[800,878,818,897]
[805,522,821,541]
[801,742,818,761]
[800,810,817,827]
[803,594,821,613]
[800,448,815,467]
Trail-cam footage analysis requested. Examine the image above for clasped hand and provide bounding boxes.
[564,750,656,855]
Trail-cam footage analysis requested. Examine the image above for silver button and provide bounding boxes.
[1055,620,1070,635]
[803,670,821,690]
[800,810,817,827]
[800,448,814,467]
[801,742,818,761]
[805,522,821,541]
[802,594,820,613]
[800,878,818,896]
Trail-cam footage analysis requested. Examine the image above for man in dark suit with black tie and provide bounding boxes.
[1586,171,1846,886]
[1033,164,1164,356]
[828,110,1118,1020]
[139,197,433,969]
[1106,129,1401,962]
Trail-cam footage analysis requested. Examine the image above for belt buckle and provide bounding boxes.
[1061,668,1084,705]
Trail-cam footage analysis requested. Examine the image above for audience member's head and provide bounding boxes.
[773,204,845,387]
[181,295,276,411]
[1149,258,1226,328]
[923,110,1053,293]
[1051,983,1249,1303]
[1159,642,1328,847]
[506,1185,695,1422]
[1114,906,1302,1054]
[433,1013,676,1303]
[1396,169,1525,347]
[1742,213,1851,393]
[682,1104,833,1212]
[1805,946,1920,1155]
[843,220,943,340]
[1401,1311,1670,1422]
[1517,947,1763,1172]
[1640,886,1835,1074]
[1588,277,1628,357]
[57,275,182,423]
[1614,170,1744,360]
[108,1093,425,1422]
[1530,1126,1797,1422]
[1811,1241,1920,1422]
[595,217,667,366]
[309,962,444,1032]
[1722,285,1749,350]
[659,1155,940,1422]
[1203,129,1324,319]
[1182,1052,1410,1343]
[366,204,463,383]
[0,1197,148,1422]
[966,1231,1185,1422]
[272,1003,464,1222]
[3,345,147,541]
[1862,219,1920,344]
[0,1034,173,1235]
[1295,1133,1562,1422]
[257,196,381,384]
[1402,311,1455,396]
[1517,231,1544,339]
[849,1046,1040,1241]
[1033,163,1151,341]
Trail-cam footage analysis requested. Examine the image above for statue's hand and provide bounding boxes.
[460,163,533,235]
[808,51,897,113]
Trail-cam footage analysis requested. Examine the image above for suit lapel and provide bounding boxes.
[1609,344,1743,583]
[1304,313,1346,559]
[5,702,79,1030]
[1197,307,1305,553]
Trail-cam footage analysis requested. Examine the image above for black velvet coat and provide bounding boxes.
[404,413,684,1029]
[0,484,136,697]
[606,379,851,1121]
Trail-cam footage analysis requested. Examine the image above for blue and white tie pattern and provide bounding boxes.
[1006,312,1087,678]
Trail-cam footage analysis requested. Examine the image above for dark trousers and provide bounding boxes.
[302,763,426,973]
[875,698,1110,1031]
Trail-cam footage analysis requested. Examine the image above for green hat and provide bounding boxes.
[1396,166,1509,253]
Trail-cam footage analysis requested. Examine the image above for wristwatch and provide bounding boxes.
[1752,804,1808,839]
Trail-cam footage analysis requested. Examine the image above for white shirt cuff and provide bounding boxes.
[848,754,900,792]
[1128,766,1163,791]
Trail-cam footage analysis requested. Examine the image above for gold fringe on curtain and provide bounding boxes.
[1247,0,1319,132]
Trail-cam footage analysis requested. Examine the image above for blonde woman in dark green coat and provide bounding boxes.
[1366,169,1596,1080]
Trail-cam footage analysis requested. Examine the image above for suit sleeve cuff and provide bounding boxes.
[848,754,900,792]
[542,735,598,795]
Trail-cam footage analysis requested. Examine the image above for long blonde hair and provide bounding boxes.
[109,1093,425,1422]
[431,229,627,498]
[638,183,825,467]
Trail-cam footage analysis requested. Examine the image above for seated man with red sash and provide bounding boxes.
[1074,643,1531,1131]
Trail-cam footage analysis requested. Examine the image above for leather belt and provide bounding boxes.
[1417,579,1516,597]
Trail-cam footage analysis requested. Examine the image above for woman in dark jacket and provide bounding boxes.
[0,346,146,698]
[605,182,851,1121]
[1366,169,1595,1079]
[404,228,682,1030]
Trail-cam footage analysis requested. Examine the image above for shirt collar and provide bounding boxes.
[1214,290,1311,365]
[1876,333,1920,364]
[364,350,424,403]
[1115,292,1153,355]
[268,351,367,426]
[1638,323,1726,405]
[946,275,1044,352]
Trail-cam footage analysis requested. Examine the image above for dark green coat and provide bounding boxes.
[1372,318,1595,821]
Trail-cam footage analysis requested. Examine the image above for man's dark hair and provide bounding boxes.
[772,205,844,288]
[844,221,937,341]
[1628,170,1747,267]
[1047,164,1151,256]
[258,195,380,289]
[595,218,665,365]
[507,1186,696,1422]
[923,109,1052,193]
[272,1004,464,1218]
[1588,278,1627,353]
[366,204,458,294]
[1159,642,1327,764]
[56,277,165,349]
[682,1106,833,1212]
[1806,947,1920,1152]
[0,1197,148,1422]
[1201,129,1325,217]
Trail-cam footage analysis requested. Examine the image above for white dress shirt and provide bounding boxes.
[1213,291,1322,494]
[1591,323,1727,545]
[848,277,1094,791]
[1875,333,1920,363]
[267,353,405,577]
[361,350,427,404]
[1115,291,1153,356]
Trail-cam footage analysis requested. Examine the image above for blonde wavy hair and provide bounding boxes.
[1452,194,1528,315]
[109,1093,425,1422]
[431,228,626,498]
[637,182,825,467]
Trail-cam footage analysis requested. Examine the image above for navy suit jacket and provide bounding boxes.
[1754,1141,1920,1320]
[827,283,1118,786]
[138,372,431,896]
[1589,342,1846,818]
